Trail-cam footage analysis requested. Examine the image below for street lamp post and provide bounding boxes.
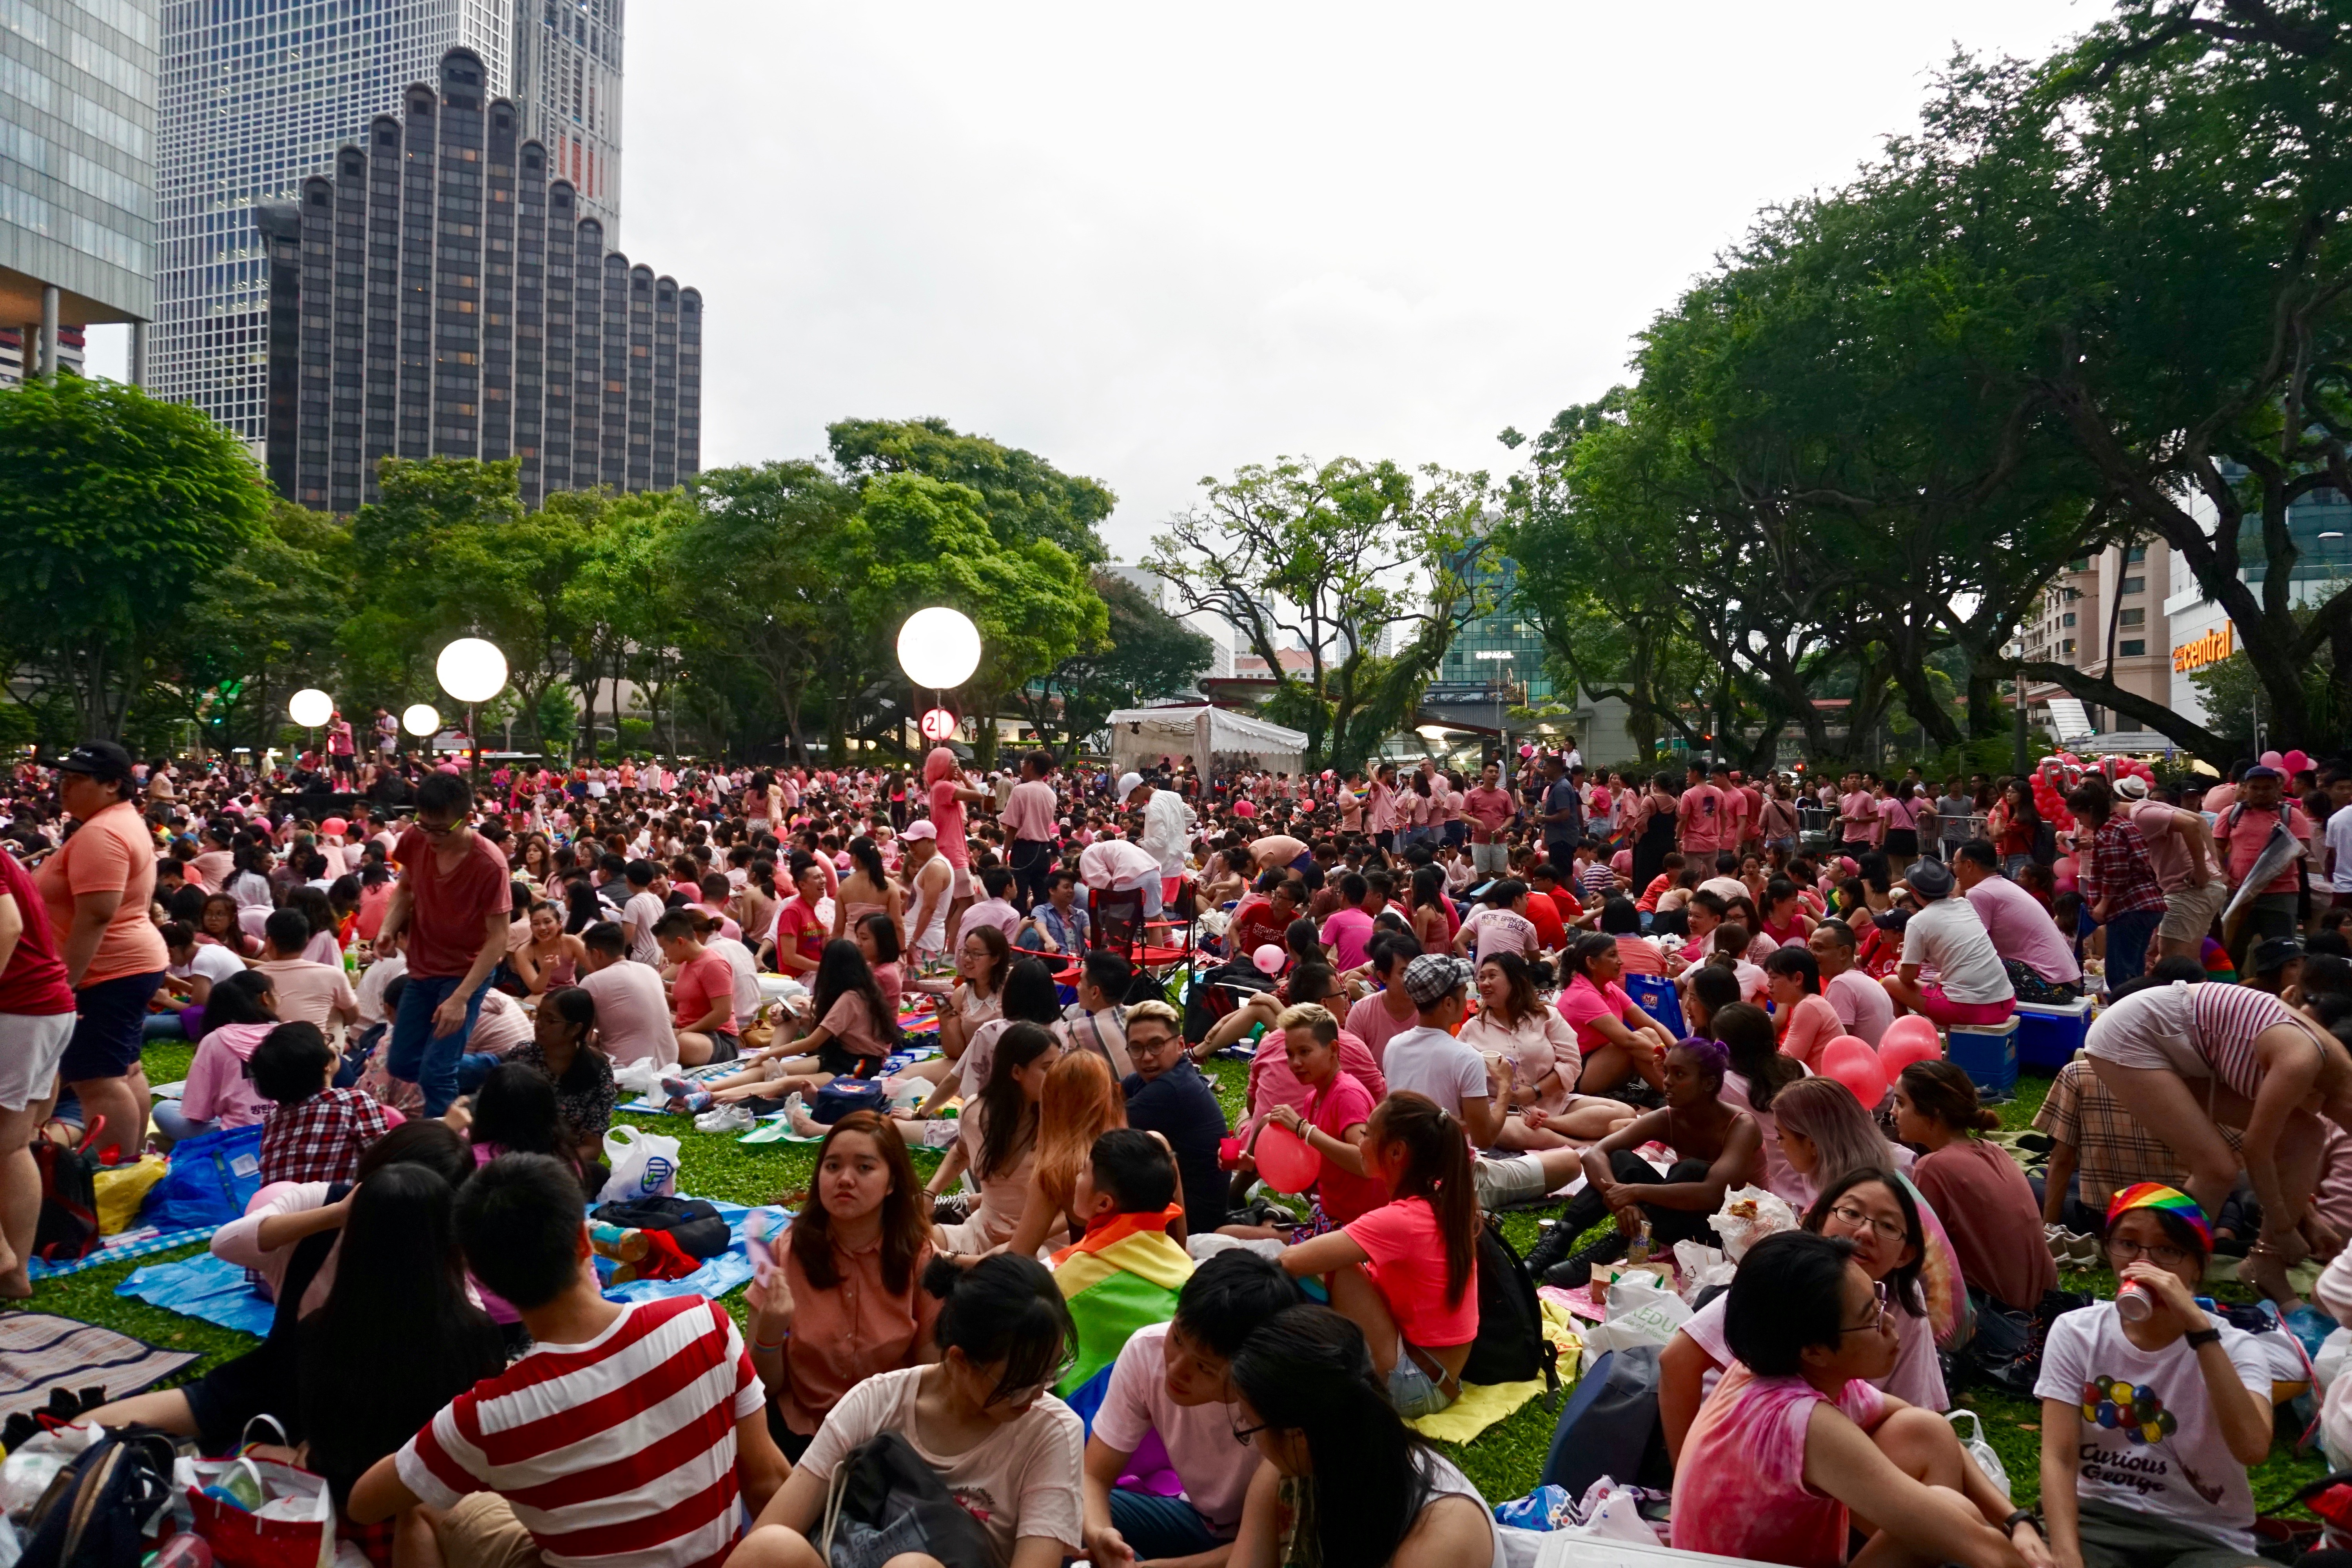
[1474,649,1514,788]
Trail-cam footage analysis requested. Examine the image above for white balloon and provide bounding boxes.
[896,607,982,690]
[436,637,509,704]
[402,703,441,738]
[287,688,333,728]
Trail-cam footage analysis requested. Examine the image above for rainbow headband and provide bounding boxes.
[2105,1183,2211,1252]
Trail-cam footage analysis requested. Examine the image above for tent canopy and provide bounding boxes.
[1106,705,1310,776]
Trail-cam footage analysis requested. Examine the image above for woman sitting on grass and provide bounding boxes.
[1674,1230,2043,1568]
[1001,1048,1133,1259]
[928,1021,1060,1256]
[156,969,281,1144]
[1278,1092,1480,1418]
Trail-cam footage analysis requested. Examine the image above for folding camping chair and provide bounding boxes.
[1622,973,1687,1041]
[1090,886,1194,979]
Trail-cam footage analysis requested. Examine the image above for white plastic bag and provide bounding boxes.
[612,1059,663,1099]
[1672,1240,1734,1302]
[597,1123,680,1203]
[1948,1409,2009,1494]
[1579,1278,1692,1370]
[2314,1324,2352,1396]
[1708,1184,1799,1261]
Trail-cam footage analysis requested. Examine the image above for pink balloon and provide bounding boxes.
[321,816,348,837]
[2287,750,2312,775]
[1820,1034,1872,1062]
[1254,1122,1322,1194]
[1821,1045,1888,1109]
[1252,944,1285,975]
[1880,1014,1939,1054]
[2261,750,2285,771]
[1878,1023,1942,1076]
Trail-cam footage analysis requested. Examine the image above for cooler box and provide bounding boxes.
[2014,996,2094,1071]
[1947,1016,2019,1097]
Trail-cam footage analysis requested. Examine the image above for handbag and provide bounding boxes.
[814,1432,993,1568]
[174,1450,336,1568]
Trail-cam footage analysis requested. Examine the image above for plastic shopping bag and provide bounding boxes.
[176,1454,334,1568]
[612,1059,664,1100]
[1671,1240,1734,1303]
[1706,1184,1798,1261]
[1578,1278,1691,1370]
[597,1124,680,1204]
[94,1155,167,1234]
[1948,1410,2009,1495]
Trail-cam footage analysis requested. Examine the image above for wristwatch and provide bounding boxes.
[2004,1508,2036,1534]
[2184,1326,2223,1349]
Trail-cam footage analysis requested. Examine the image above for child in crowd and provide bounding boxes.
[160,968,281,1143]
[351,1153,788,1564]
[1051,1129,1193,1407]
[253,1020,395,1185]
[1278,1091,1481,1417]
[731,1253,1086,1568]
[1079,1252,1304,1567]
[1223,1305,1503,1568]
[1674,1230,2043,1568]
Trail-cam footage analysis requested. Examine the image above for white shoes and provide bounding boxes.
[2044,1225,2099,1267]
[695,1102,755,1134]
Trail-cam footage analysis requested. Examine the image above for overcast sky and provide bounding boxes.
[101,3,2093,559]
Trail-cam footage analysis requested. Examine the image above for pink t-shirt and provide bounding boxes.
[2221,799,2314,897]
[1321,907,1376,971]
[1344,1196,1477,1350]
[1245,1027,1386,1140]
[181,1021,275,1127]
[927,780,970,868]
[1677,785,1725,852]
[1556,973,1635,1051]
[1344,991,1420,1068]
[1461,907,1540,965]
[1672,1363,1888,1567]
[1777,992,1843,1070]
[1304,1070,1389,1225]
[1825,968,1894,1047]
[671,951,737,1034]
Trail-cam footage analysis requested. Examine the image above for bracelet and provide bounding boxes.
[2185,1326,2223,1349]
[2003,1508,2036,1534]
[751,1333,787,1352]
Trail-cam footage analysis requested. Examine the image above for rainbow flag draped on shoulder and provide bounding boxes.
[1049,1204,1194,1418]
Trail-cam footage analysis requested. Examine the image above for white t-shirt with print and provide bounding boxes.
[2033,1301,2269,1552]
[794,1367,1084,1562]
[1899,896,2012,1005]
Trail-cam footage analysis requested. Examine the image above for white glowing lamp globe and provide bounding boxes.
[402,703,442,738]
[436,637,508,704]
[896,607,981,691]
[287,688,334,728]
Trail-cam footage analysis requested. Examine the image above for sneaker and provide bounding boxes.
[1541,1231,1632,1290]
[931,1192,972,1225]
[694,1102,755,1134]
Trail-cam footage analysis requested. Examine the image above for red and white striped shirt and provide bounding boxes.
[2191,982,2328,1103]
[396,1295,764,1568]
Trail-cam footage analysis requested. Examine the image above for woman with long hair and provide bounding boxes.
[910,953,1062,1119]
[1002,1049,1132,1258]
[1986,777,2044,876]
[506,985,614,1165]
[514,897,589,995]
[1557,930,1674,1096]
[1763,944,1842,1069]
[560,875,605,938]
[746,1111,939,1460]
[1712,1000,1806,1195]
[829,834,905,950]
[297,1165,506,1529]
[929,1020,1062,1256]
[1278,1092,1482,1417]
[1661,1165,1949,1463]
[160,969,282,1144]
[853,910,904,1010]
[198,890,259,955]
[1461,951,1632,1143]
[1895,1060,2056,1314]
[1406,863,1452,953]
[936,923,1012,1069]
[1224,1305,1501,1568]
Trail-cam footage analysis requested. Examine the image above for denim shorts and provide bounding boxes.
[1387,1347,1458,1419]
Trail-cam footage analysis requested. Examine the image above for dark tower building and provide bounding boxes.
[261,48,698,512]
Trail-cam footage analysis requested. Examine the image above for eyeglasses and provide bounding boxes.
[1230,1418,1273,1446]
[1838,1280,1893,1336]
[2106,1237,2194,1270]
[414,816,459,837]
[1826,1203,1909,1245]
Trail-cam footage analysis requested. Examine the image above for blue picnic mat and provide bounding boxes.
[118,1198,788,1332]
[27,1223,220,1280]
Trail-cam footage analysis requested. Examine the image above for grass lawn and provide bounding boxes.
[11,1041,2334,1515]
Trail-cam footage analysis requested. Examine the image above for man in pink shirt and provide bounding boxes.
[1808,920,1893,1045]
[1001,748,1061,911]
[2115,776,2227,961]
[2216,765,2314,965]
[1951,844,2083,1000]
[1463,762,1516,877]
[1676,764,1724,856]
[1710,762,1751,851]
[1838,772,1883,850]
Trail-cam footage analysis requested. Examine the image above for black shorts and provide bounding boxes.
[59,969,165,1082]
[704,1031,740,1063]
[815,1040,882,1078]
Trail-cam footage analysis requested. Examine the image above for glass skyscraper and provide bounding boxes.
[1439,544,1553,702]
[511,0,615,234]
[153,0,619,454]
[0,0,157,378]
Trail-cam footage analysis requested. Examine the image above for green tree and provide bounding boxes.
[0,376,270,739]
[1015,571,1214,757]
[828,417,1115,564]
[1146,457,1490,773]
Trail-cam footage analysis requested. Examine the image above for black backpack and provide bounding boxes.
[1462,1216,1557,1399]
[18,1432,178,1568]
[814,1431,994,1568]
[590,1196,731,1259]
[31,1119,102,1263]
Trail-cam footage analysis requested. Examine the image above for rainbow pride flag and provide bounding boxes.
[1050,1205,1193,1416]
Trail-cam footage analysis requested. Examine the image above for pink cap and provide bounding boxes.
[902,819,938,841]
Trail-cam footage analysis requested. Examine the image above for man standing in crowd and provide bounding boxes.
[1002,748,1061,911]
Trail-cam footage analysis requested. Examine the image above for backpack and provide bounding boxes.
[1462,1217,1556,1397]
[810,1076,887,1125]
[589,1196,731,1259]
[814,1431,994,1568]
[31,1119,103,1263]
[17,1431,179,1568]
[1538,1345,1673,1498]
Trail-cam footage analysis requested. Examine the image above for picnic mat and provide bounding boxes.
[26,1223,222,1280]
[620,1044,944,1115]
[1403,1304,1583,1445]
[0,1314,201,1423]
[118,1199,786,1332]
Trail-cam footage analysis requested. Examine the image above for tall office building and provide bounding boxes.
[260,48,695,512]
[512,0,617,234]
[153,0,620,453]
[0,0,156,378]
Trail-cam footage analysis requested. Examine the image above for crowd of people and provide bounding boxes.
[5,734,2352,1568]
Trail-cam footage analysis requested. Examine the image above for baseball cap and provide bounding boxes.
[1400,953,1476,1008]
[901,819,938,841]
[2253,936,2303,975]
[55,740,133,781]
[1906,859,1955,899]
[2243,765,2284,781]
